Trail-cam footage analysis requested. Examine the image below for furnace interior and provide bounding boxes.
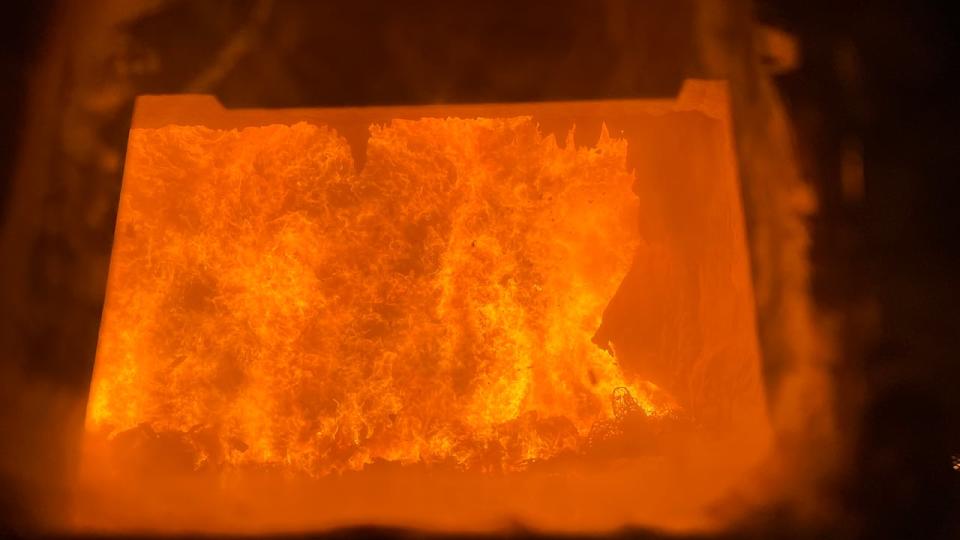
[76,80,772,534]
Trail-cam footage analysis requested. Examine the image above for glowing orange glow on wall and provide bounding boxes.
[77,81,772,533]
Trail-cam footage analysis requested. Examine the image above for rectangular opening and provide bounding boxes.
[75,80,772,534]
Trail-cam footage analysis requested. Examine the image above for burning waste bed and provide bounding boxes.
[75,81,772,534]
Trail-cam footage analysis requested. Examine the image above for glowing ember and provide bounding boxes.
[86,116,666,475]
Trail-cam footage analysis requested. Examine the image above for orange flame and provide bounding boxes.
[86,117,666,476]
